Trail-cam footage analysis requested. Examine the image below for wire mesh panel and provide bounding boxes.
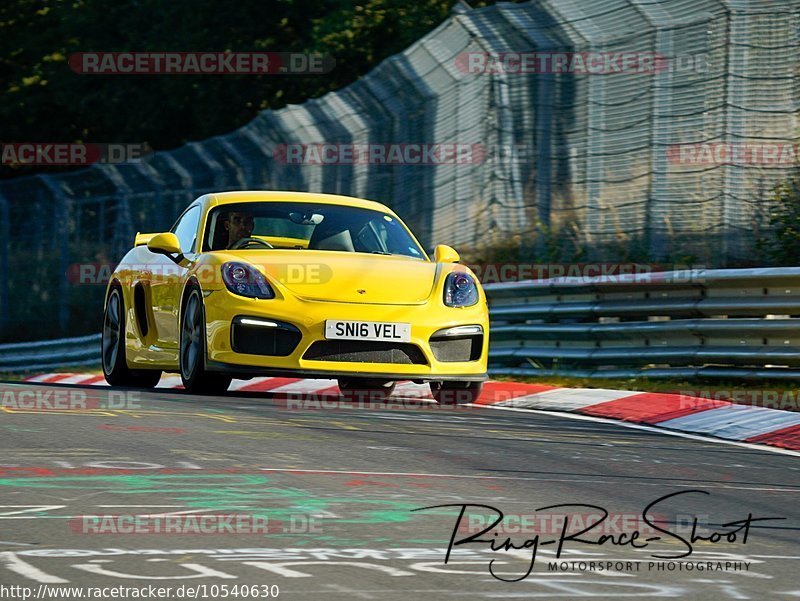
[0,0,797,341]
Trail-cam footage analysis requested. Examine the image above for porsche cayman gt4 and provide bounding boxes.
[102,191,489,403]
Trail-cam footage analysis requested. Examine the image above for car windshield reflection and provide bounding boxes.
[203,201,425,259]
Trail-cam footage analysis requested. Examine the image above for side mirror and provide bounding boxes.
[134,232,156,247]
[434,244,460,263]
[147,232,182,257]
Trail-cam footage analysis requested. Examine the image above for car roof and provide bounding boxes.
[203,191,394,213]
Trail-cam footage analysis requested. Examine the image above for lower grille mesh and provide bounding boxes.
[303,340,427,365]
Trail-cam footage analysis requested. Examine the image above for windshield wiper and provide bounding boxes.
[370,250,393,255]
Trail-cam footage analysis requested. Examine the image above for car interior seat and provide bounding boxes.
[308,223,355,252]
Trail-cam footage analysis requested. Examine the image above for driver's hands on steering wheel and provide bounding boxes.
[229,237,274,250]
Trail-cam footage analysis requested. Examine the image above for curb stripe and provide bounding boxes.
[267,379,338,394]
[233,377,301,392]
[19,372,800,451]
[579,392,730,424]
[496,388,640,412]
[38,373,83,384]
[474,382,555,405]
[655,405,800,441]
[746,424,800,449]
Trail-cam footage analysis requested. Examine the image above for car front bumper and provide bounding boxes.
[203,288,489,381]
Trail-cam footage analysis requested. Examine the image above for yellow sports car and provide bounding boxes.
[102,191,489,402]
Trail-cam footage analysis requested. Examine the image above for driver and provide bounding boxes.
[224,211,255,249]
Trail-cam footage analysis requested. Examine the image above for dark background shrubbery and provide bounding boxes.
[0,0,503,180]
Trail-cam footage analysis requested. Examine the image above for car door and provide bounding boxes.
[150,204,202,351]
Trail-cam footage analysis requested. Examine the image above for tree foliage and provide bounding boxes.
[0,0,498,179]
[757,170,800,266]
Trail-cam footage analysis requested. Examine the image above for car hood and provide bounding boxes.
[216,250,439,305]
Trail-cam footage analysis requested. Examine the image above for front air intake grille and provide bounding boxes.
[430,334,483,362]
[232,318,302,356]
[303,340,427,365]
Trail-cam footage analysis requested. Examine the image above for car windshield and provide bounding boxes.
[203,201,425,259]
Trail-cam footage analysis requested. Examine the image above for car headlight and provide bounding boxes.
[443,272,479,307]
[221,262,274,299]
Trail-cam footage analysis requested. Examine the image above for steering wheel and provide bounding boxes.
[230,237,274,250]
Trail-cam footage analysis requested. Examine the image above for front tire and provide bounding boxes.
[180,287,231,395]
[430,381,483,405]
[102,287,161,388]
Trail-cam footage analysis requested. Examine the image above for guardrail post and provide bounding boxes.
[38,176,71,335]
[0,192,8,338]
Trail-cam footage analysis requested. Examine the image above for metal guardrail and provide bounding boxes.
[0,334,100,373]
[4,267,800,380]
[485,267,800,380]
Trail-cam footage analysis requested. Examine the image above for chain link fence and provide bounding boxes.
[0,0,797,341]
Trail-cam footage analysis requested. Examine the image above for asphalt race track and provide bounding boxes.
[0,381,798,600]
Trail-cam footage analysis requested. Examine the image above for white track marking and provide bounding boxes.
[0,552,68,583]
[498,388,639,411]
[656,405,800,439]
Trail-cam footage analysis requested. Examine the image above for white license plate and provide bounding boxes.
[325,320,411,342]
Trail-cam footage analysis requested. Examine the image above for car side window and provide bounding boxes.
[170,205,202,253]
